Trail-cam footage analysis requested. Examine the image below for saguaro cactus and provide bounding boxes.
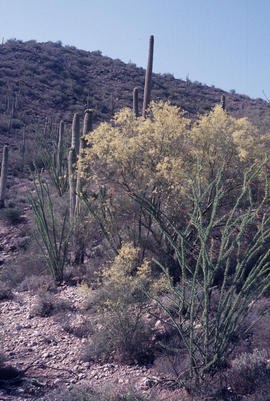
[71,113,80,156]
[142,35,154,118]
[21,129,26,173]
[0,145,8,208]
[83,109,93,137]
[68,147,77,222]
[221,95,226,111]
[133,87,139,117]
[75,109,93,213]
[57,120,64,174]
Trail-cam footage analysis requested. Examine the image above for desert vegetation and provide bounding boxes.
[1,37,270,401]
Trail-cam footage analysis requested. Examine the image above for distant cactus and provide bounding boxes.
[83,109,93,137]
[57,120,64,174]
[0,145,8,208]
[142,35,154,118]
[133,87,139,117]
[68,147,77,222]
[21,129,26,173]
[71,113,80,156]
[75,109,93,213]
[221,95,226,111]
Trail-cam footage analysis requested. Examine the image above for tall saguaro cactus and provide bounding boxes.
[142,35,154,118]
[57,120,64,174]
[0,145,8,208]
[71,113,80,156]
[68,147,77,222]
[75,109,93,213]
[133,87,139,117]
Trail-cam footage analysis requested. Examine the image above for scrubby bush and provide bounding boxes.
[0,207,23,225]
[83,243,153,364]
[229,349,270,395]
[0,281,13,300]
[30,291,72,317]
[42,385,152,401]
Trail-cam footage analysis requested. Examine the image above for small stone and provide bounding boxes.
[54,378,61,385]
[16,325,23,331]
[83,362,90,368]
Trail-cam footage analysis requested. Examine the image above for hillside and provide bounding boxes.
[1,38,270,148]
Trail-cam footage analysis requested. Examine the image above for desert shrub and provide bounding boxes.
[229,349,270,395]
[30,291,72,317]
[0,281,13,300]
[130,159,270,390]
[81,101,191,256]
[83,243,153,364]
[17,274,55,292]
[0,253,47,288]
[0,207,23,225]
[42,386,152,401]
[56,312,93,338]
[81,101,269,264]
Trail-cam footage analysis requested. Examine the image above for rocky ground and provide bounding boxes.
[0,206,187,401]
[0,286,183,400]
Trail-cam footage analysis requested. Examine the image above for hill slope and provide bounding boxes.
[0,38,270,146]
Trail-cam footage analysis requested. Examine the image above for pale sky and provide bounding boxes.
[1,0,269,99]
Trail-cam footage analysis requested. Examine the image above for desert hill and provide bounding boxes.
[1,38,270,148]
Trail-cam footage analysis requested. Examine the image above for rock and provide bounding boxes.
[16,325,23,331]
[83,362,90,368]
